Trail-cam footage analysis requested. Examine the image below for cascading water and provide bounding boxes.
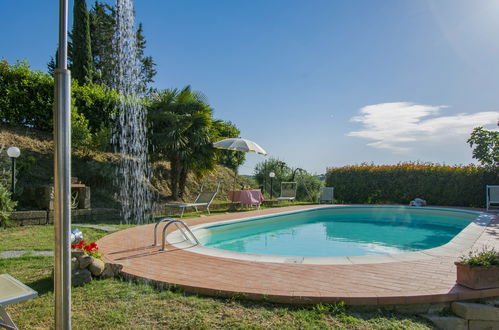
[111,0,152,224]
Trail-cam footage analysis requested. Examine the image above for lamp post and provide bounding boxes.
[6,146,20,195]
[269,171,275,200]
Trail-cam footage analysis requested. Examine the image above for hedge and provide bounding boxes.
[326,163,499,208]
[0,60,118,133]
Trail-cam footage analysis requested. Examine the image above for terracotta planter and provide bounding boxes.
[455,262,499,290]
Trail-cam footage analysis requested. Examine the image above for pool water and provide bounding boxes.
[197,206,477,257]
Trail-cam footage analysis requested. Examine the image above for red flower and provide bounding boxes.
[71,244,76,249]
[90,242,97,248]
[80,240,86,245]
[77,244,83,249]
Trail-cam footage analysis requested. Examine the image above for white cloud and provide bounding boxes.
[347,102,498,153]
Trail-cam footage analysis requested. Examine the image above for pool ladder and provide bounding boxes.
[153,217,200,251]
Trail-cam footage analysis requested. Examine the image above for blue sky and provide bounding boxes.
[1,0,498,174]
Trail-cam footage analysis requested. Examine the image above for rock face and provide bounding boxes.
[88,258,105,276]
[72,269,92,286]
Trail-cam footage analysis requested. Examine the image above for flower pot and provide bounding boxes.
[455,262,499,290]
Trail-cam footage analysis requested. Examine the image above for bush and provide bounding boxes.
[0,183,16,228]
[460,247,499,267]
[0,59,117,136]
[326,163,499,207]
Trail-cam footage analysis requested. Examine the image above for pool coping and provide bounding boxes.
[97,204,499,306]
[167,205,494,265]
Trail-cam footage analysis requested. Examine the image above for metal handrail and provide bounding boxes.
[154,217,200,251]
[153,217,173,246]
[161,219,200,251]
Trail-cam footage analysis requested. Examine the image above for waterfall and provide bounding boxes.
[111,0,152,224]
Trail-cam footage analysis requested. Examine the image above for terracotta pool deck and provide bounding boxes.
[98,205,499,305]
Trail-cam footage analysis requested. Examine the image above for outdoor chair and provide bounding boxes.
[486,185,499,211]
[166,181,221,218]
[0,274,38,330]
[319,187,334,204]
[277,182,297,202]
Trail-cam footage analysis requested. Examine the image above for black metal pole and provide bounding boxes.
[10,158,15,195]
[270,177,273,200]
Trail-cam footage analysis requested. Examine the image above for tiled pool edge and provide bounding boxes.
[167,206,494,265]
[98,205,499,306]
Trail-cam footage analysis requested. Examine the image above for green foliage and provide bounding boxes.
[212,120,245,170]
[148,86,216,200]
[468,126,499,168]
[0,182,16,228]
[71,106,93,146]
[89,1,115,86]
[70,0,93,84]
[72,83,119,133]
[0,60,116,147]
[326,163,499,207]
[136,23,157,92]
[254,158,322,201]
[460,247,499,267]
[0,60,54,130]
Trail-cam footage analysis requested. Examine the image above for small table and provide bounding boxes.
[0,274,38,329]
[228,190,264,208]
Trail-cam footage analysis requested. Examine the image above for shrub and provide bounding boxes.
[459,247,499,267]
[326,163,498,207]
[0,59,117,135]
[0,183,16,228]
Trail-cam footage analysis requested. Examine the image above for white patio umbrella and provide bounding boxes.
[213,138,267,155]
[213,138,268,200]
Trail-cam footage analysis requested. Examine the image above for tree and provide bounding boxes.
[212,120,245,170]
[148,86,215,200]
[89,1,115,86]
[71,0,93,84]
[254,158,291,197]
[136,23,157,92]
[468,125,499,169]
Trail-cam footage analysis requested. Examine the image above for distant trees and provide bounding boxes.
[71,0,93,84]
[212,120,245,170]
[254,158,322,201]
[468,125,499,169]
[49,0,156,90]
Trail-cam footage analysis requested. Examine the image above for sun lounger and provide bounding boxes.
[486,185,499,211]
[277,182,297,202]
[319,187,334,204]
[166,181,221,217]
[0,274,38,330]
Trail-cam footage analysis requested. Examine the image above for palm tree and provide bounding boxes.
[148,86,215,200]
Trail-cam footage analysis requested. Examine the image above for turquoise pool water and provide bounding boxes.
[197,206,478,257]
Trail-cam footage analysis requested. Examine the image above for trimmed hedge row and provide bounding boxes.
[326,163,499,208]
[0,60,118,133]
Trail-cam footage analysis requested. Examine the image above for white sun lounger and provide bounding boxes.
[166,181,221,217]
[0,274,38,330]
[277,182,297,202]
[486,185,499,211]
[319,187,334,204]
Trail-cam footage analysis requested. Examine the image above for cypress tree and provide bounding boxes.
[90,1,115,86]
[71,0,93,84]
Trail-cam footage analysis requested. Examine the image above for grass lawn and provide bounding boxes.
[1,255,432,329]
[0,224,133,251]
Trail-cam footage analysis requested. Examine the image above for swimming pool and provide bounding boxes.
[193,206,480,258]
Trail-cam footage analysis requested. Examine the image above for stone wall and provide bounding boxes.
[10,208,122,226]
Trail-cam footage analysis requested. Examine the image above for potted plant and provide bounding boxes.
[455,247,499,289]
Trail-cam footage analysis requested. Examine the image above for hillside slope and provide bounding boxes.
[0,124,249,209]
